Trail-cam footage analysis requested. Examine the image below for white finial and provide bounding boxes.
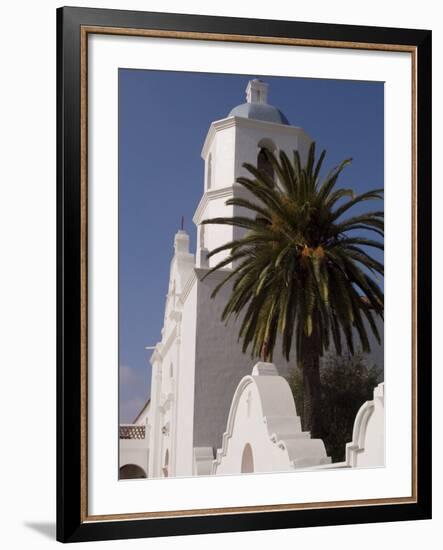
[174,229,189,254]
[246,79,269,105]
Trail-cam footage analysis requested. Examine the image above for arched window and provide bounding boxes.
[241,443,254,474]
[162,449,170,478]
[206,153,212,190]
[257,139,275,181]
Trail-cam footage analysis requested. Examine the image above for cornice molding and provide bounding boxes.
[192,185,235,225]
[201,117,237,159]
[201,115,310,160]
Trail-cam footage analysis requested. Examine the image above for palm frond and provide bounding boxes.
[201,142,384,364]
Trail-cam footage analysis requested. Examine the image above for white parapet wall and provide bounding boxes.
[301,382,386,472]
[212,362,331,475]
[121,374,385,478]
[344,382,385,468]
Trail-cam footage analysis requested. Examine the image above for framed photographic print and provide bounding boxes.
[56,6,432,543]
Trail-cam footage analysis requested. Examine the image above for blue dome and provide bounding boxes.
[228,102,290,125]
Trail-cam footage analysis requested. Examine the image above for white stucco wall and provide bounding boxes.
[192,269,295,452]
[345,382,385,468]
[119,438,150,477]
[233,117,311,181]
[146,231,196,478]
[174,277,198,477]
[126,80,384,480]
[198,193,235,268]
[147,355,162,477]
[133,401,150,426]
[213,363,330,475]
[208,122,236,191]
[191,265,383,454]
[196,115,312,268]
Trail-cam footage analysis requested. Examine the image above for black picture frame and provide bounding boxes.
[57,6,432,543]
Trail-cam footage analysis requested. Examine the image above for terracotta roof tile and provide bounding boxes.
[119,424,146,440]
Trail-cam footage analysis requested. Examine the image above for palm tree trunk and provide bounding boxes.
[301,329,322,438]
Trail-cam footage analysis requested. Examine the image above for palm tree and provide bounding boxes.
[201,143,384,437]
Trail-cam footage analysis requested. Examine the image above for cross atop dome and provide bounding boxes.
[246,79,268,105]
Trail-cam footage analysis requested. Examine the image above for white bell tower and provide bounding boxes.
[194,79,312,268]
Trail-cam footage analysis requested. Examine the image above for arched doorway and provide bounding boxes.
[241,443,254,473]
[119,464,147,480]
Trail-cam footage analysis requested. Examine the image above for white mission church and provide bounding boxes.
[119,79,385,480]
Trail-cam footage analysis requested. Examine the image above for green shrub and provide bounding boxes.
[287,353,382,462]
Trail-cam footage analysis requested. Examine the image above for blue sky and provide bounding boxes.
[118,69,384,423]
